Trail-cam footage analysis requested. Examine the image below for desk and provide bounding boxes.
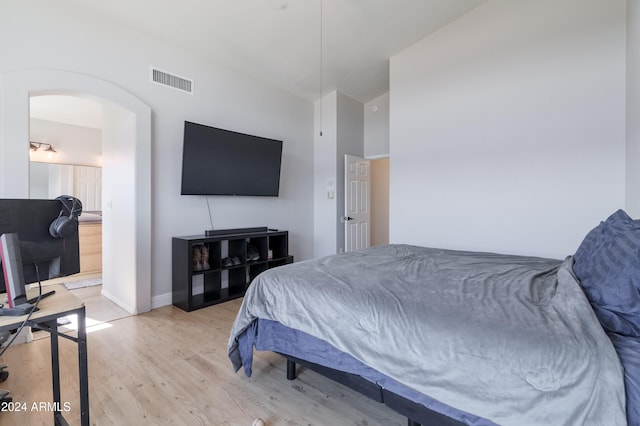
[0,285,89,426]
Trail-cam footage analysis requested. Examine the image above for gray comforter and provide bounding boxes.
[228,244,626,425]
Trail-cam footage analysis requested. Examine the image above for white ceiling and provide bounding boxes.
[31,1,487,128]
[65,0,486,104]
[30,95,104,129]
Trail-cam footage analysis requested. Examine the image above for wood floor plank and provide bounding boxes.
[0,298,405,425]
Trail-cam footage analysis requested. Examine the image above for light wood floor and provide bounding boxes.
[0,297,406,425]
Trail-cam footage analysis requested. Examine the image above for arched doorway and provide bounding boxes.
[0,70,151,314]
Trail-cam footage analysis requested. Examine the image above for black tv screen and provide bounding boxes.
[181,121,283,196]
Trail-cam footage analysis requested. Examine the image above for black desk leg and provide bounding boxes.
[77,307,89,426]
[48,309,90,426]
[48,319,65,426]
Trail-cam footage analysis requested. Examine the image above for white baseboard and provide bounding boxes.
[100,289,172,313]
[151,292,172,309]
[101,288,136,315]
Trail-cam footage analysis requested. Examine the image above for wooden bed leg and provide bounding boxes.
[407,419,421,426]
[286,359,297,380]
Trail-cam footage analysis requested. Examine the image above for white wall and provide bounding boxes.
[101,104,137,313]
[314,92,338,257]
[0,74,31,198]
[313,91,364,257]
[364,93,390,158]
[390,0,626,259]
[29,118,102,167]
[29,163,49,199]
[627,0,640,217]
[0,0,315,302]
[336,92,364,252]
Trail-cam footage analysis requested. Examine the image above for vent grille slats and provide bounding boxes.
[150,67,194,94]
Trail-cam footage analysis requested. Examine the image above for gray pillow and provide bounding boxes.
[573,209,640,337]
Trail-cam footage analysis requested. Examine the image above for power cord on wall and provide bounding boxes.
[206,196,214,231]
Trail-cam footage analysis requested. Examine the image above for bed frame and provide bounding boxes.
[281,353,466,426]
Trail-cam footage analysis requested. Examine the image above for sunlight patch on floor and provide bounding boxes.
[60,314,114,334]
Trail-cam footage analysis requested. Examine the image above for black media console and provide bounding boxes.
[172,227,292,312]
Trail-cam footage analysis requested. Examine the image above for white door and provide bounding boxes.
[74,165,102,211]
[344,154,371,252]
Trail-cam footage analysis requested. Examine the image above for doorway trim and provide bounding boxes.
[0,69,151,314]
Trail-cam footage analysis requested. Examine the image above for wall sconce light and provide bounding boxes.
[30,142,57,158]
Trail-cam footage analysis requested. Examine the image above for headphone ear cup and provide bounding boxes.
[49,216,63,238]
[51,195,82,239]
[49,216,77,239]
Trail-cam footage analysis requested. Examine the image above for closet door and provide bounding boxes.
[74,165,102,211]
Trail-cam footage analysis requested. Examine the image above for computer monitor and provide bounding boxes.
[0,233,28,308]
[0,199,80,294]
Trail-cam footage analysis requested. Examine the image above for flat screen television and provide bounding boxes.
[0,199,80,292]
[181,121,283,196]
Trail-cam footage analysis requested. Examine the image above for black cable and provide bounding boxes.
[205,196,214,230]
[0,263,43,357]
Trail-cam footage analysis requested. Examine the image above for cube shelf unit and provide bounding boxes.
[172,228,292,312]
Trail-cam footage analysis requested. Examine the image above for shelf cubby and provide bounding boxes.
[172,228,292,312]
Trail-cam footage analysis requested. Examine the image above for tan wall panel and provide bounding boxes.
[370,158,389,246]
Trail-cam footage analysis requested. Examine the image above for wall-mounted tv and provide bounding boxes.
[181,121,283,196]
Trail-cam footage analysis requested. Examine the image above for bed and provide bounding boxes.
[228,210,640,426]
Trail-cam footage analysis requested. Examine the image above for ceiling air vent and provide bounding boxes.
[150,67,194,94]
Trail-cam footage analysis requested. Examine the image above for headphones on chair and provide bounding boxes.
[49,195,83,239]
